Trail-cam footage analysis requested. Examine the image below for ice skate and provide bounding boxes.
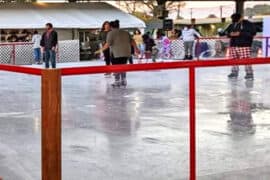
[121,79,127,87]
[244,73,254,81]
[111,81,121,88]
[228,72,238,79]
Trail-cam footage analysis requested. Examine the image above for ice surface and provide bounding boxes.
[0,61,270,180]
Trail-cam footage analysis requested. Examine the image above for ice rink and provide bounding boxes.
[0,60,270,180]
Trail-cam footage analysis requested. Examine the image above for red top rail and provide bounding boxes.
[61,58,270,76]
[198,36,270,40]
[0,64,42,75]
[0,58,269,76]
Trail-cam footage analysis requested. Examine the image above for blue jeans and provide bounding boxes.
[44,50,56,68]
[34,48,41,62]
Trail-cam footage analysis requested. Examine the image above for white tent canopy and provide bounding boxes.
[0,3,145,29]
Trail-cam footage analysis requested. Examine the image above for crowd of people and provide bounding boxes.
[96,20,201,87]
[95,13,257,88]
[15,12,256,86]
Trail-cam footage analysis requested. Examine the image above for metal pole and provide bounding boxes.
[266,37,269,57]
[42,69,62,180]
[12,44,15,65]
[189,67,196,180]
[220,6,223,19]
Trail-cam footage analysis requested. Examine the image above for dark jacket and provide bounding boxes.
[40,30,58,50]
[222,20,256,47]
[99,31,109,45]
[143,34,155,52]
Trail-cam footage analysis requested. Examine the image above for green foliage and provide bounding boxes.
[117,1,185,22]
[245,4,270,16]
[132,11,154,23]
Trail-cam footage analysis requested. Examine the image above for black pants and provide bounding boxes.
[103,49,111,66]
[111,57,128,81]
[128,56,134,64]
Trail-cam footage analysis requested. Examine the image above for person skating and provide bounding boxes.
[133,29,145,60]
[95,20,139,87]
[32,30,42,64]
[128,45,134,64]
[40,23,58,69]
[99,21,112,77]
[181,25,201,60]
[220,13,257,80]
[157,31,171,59]
[143,33,156,62]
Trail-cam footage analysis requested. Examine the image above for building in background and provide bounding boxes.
[0,2,145,59]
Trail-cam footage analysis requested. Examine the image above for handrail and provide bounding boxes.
[1,57,270,180]
[60,58,270,76]
[0,64,41,75]
[0,58,269,76]
[198,36,270,40]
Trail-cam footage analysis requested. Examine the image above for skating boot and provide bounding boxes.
[111,81,121,88]
[244,73,254,81]
[228,72,238,79]
[121,79,127,87]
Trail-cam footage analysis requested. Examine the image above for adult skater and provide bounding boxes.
[133,29,145,59]
[96,20,139,87]
[181,25,201,60]
[40,23,58,69]
[220,13,257,80]
[143,33,156,61]
[99,21,111,77]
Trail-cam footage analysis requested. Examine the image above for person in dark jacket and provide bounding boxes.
[99,21,111,76]
[129,44,134,64]
[143,33,155,61]
[95,20,139,87]
[40,23,58,69]
[221,13,257,80]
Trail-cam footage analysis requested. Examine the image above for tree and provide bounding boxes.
[245,4,270,17]
[117,0,185,19]
[166,1,186,19]
[208,14,218,18]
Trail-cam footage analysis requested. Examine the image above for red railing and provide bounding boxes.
[0,57,270,180]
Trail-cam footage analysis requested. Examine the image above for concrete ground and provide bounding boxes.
[0,60,270,180]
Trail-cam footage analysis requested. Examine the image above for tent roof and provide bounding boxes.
[0,2,145,29]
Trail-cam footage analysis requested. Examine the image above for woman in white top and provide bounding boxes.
[32,30,42,64]
[133,29,145,59]
[181,25,201,60]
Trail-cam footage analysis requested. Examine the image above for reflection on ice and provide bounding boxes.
[228,80,256,134]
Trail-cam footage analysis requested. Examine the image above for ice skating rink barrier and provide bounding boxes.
[195,36,270,59]
[0,40,80,65]
[0,57,270,180]
[156,36,270,60]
